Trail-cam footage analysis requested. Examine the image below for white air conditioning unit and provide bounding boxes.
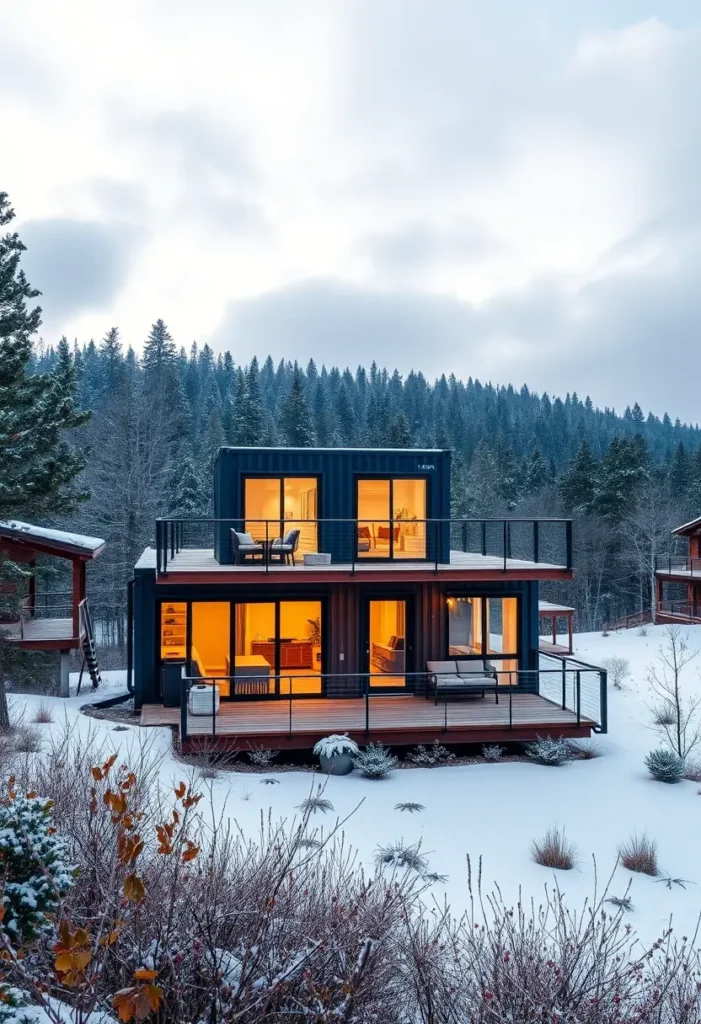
[188,684,220,716]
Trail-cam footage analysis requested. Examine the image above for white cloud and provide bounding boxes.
[2,1,701,419]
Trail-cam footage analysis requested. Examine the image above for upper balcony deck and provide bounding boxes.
[143,517,573,583]
[655,555,701,579]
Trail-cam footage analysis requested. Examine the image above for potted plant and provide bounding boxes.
[313,734,359,775]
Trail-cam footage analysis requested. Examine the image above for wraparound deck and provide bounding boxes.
[141,692,597,751]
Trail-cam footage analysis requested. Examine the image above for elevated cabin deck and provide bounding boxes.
[1,617,82,649]
[141,691,596,751]
[140,547,572,583]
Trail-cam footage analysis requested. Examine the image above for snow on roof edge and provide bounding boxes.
[0,520,105,555]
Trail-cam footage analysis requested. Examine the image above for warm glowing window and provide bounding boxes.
[190,602,231,695]
[448,596,519,683]
[357,478,426,558]
[369,600,406,687]
[244,477,318,554]
[233,600,322,695]
[161,603,186,661]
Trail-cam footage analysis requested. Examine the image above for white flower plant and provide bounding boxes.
[312,734,360,758]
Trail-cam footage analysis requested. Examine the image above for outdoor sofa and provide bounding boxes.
[426,659,500,704]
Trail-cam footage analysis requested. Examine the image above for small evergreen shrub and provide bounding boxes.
[618,833,658,876]
[0,788,74,944]
[406,740,455,768]
[353,743,398,779]
[395,802,425,813]
[531,826,576,870]
[246,747,278,767]
[645,748,685,783]
[313,734,359,758]
[526,736,572,767]
[482,744,505,762]
[375,840,428,874]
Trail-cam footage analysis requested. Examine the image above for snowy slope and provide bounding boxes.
[9,626,701,949]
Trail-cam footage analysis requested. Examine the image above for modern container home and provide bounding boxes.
[134,446,606,749]
[655,515,701,623]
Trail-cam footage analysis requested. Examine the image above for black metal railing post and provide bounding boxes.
[566,520,573,570]
[481,520,487,556]
[365,676,370,736]
[435,520,439,572]
[509,680,513,728]
[599,668,607,733]
[352,520,356,575]
[443,699,447,733]
[462,520,468,553]
[289,693,293,736]
[180,675,188,744]
[212,680,216,738]
[561,659,567,710]
[533,521,540,564]
[576,670,581,726]
[503,520,507,571]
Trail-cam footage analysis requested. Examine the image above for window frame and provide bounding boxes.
[354,474,430,561]
[445,593,520,662]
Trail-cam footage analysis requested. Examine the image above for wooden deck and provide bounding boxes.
[1,617,81,649]
[141,693,595,750]
[139,547,571,582]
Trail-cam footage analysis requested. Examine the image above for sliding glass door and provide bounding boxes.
[364,597,413,689]
[356,478,427,559]
[244,477,318,555]
[233,599,323,695]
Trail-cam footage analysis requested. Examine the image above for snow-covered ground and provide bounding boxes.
[10,625,701,949]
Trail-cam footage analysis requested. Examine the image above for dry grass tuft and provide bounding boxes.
[618,833,658,876]
[32,701,55,724]
[531,826,576,870]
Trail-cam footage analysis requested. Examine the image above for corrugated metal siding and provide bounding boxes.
[213,447,451,564]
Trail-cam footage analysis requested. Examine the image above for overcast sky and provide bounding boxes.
[3,1,701,422]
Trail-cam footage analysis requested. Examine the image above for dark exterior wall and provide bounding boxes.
[213,447,451,564]
[133,569,541,707]
[690,534,701,559]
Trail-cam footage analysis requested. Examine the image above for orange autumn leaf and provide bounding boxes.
[54,923,92,986]
[182,793,202,809]
[103,753,118,774]
[90,766,104,782]
[113,984,163,1021]
[182,842,200,863]
[174,782,186,799]
[120,772,137,791]
[133,968,157,982]
[118,833,144,865]
[123,874,145,903]
[99,930,119,947]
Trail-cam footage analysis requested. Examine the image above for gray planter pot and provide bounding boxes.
[319,751,355,776]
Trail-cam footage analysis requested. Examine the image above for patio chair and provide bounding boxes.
[270,528,301,565]
[230,529,264,564]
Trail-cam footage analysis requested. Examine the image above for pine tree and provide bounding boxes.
[142,319,176,378]
[386,412,412,448]
[172,454,208,516]
[99,326,122,397]
[280,365,315,446]
[526,448,552,495]
[243,357,265,445]
[559,440,599,515]
[0,193,89,726]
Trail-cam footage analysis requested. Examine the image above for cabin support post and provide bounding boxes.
[567,614,573,655]
[59,649,70,698]
[72,559,86,638]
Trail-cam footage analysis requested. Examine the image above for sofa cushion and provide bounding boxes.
[434,676,492,689]
[433,674,463,687]
[234,530,259,548]
[427,660,458,675]
[457,660,493,677]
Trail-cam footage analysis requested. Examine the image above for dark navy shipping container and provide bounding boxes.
[213,447,451,565]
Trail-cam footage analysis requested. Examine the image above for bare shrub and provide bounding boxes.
[684,759,701,783]
[567,739,603,760]
[618,833,658,876]
[602,656,630,689]
[183,735,224,779]
[31,701,55,724]
[13,723,42,753]
[652,701,676,726]
[406,740,455,767]
[531,826,576,870]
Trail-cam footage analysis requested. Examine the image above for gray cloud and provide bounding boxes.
[19,218,140,326]
[212,259,701,423]
[360,219,506,273]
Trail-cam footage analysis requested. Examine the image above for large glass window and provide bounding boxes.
[357,478,427,559]
[233,600,322,695]
[244,477,318,555]
[369,600,406,688]
[448,596,518,684]
[192,602,231,696]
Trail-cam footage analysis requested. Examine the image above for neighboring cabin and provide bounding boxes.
[133,446,606,750]
[656,515,701,624]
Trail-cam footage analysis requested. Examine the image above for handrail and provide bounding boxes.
[155,516,573,576]
[655,555,701,577]
[178,664,606,743]
[539,649,607,734]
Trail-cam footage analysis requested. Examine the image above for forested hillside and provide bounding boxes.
[33,324,701,657]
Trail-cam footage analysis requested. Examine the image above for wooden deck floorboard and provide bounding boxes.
[141,694,594,744]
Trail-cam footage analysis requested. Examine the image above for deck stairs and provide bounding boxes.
[78,599,102,691]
